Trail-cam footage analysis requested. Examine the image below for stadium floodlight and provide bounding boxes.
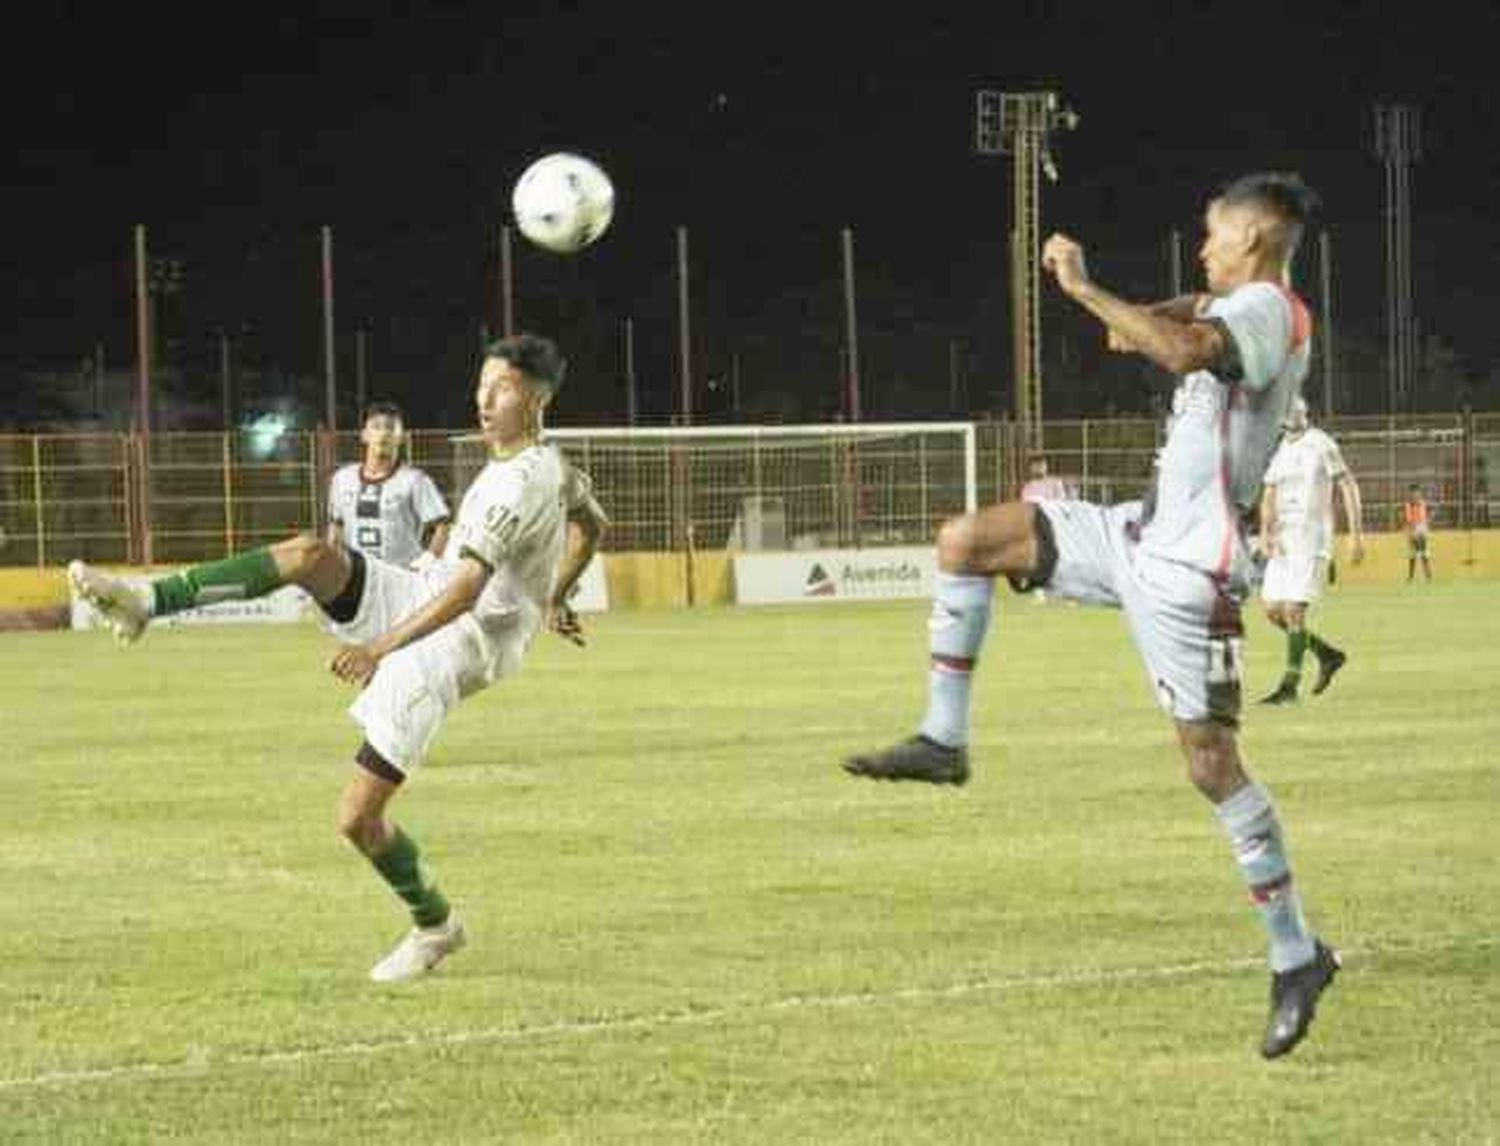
[974,91,1079,456]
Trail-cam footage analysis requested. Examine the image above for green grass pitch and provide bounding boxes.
[2,581,1497,1142]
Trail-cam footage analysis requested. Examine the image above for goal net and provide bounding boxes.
[449,422,976,552]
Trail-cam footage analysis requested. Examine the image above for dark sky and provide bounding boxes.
[6,2,1499,427]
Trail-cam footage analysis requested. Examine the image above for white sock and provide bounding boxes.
[918,573,994,748]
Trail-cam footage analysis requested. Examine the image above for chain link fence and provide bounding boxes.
[3,413,1497,567]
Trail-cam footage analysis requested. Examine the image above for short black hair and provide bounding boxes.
[486,333,567,392]
[362,401,404,425]
[1217,172,1320,256]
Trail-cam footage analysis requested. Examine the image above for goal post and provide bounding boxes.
[449,422,977,553]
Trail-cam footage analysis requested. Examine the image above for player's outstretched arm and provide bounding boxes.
[1338,473,1366,563]
[330,556,488,685]
[423,520,452,558]
[1043,234,1228,376]
[1259,484,1280,558]
[549,500,609,647]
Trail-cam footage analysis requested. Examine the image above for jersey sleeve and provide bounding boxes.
[1206,283,1294,392]
[412,469,451,525]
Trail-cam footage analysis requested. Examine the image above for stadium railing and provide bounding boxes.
[2,412,1496,568]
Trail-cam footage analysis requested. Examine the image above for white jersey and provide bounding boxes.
[1021,476,1071,503]
[1138,281,1311,586]
[441,445,597,684]
[1262,427,1347,559]
[328,463,450,565]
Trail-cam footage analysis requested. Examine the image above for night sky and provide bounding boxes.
[7,2,1500,429]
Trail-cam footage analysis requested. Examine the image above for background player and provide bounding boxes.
[1402,483,1434,582]
[1257,396,1365,704]
[70,334,608,982]
[846,173,1340,1059]
[328,401,451,566]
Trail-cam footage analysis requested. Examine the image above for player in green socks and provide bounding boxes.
[70,334,608,981]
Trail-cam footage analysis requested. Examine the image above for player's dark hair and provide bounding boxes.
[362,400,404,425]
[486,333,567,393]
[1218,172,1320,257]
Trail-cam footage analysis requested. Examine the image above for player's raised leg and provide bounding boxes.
[1179,720,1339,1057]
[844,502,1047,785]
[69,533,357,644]
[338,755,465,983]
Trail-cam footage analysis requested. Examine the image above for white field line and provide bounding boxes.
[3,935,1492,1094]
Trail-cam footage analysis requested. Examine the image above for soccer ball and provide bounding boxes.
[511,153,615,254]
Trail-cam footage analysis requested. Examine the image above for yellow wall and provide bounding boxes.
[602,552,734,609]
[0,567,68,609]
[1330,530,1500,583]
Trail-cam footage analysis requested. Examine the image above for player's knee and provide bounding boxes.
[1180,725,1243,802]
[276,532,332,577]
[935,515,978,569]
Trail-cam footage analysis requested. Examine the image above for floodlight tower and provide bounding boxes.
[975,90,1079,450]
[1373,103,1420,415]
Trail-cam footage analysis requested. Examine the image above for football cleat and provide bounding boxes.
[369,914,467,983]
[844,736,970,786]
[1311,649,1347,697]
[1257,679,1300,706]
[67,560,149,646]
[1262,939,1341,1059]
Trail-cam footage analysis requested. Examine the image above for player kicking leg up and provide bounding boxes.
[850,176,1341,1056]
[71,536,471,981]
[70,333,606,982]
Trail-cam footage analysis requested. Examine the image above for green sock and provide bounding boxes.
[1284,628,1308,682]
[370,828,450,929]
[151,547,283,617]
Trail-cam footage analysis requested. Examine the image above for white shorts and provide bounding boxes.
[328,557,526,776]
[1038,500,1244,725]
[1260,551,1327,604]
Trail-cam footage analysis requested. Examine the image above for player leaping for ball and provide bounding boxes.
[846,173,1340,1059]
[70,334,609,982]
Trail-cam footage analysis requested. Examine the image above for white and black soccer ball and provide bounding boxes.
[511,152,615,254]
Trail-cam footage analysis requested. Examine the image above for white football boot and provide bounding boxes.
[67,560,150,645]
[369,914,467,983]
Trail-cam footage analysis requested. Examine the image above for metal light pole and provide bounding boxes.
[676,226,692,424]
[321,225,337,431]
[1318,229,1335,415]
[975,90,1079,450]
[1374,104,1420,415]
[841,227,861,422]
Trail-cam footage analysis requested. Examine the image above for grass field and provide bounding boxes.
[3,581,1497,1143]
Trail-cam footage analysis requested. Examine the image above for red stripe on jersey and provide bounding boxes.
[1215,397,1236,580]
[1276,285,1313,352]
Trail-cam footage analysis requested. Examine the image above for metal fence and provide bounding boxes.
[3,413,1498,567]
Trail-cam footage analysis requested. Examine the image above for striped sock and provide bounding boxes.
[1216,782,1316,972]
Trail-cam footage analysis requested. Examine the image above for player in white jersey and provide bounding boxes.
[69,334,608,982]
[846,173,1339,1058]
[1257,396,1365,704]
[326,401,451,566]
